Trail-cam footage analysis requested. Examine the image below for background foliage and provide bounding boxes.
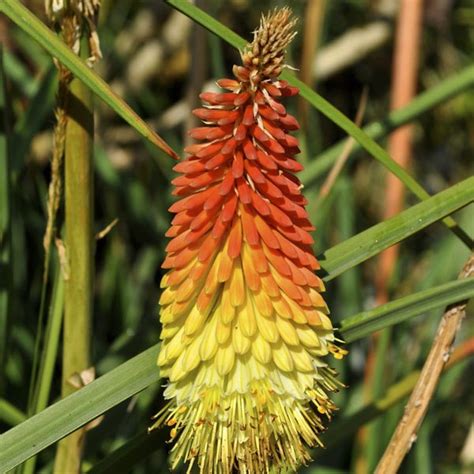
[0,0,473,473]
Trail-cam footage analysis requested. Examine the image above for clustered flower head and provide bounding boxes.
[151,7,346,473]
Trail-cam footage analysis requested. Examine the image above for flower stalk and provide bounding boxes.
[153,8,345,473]
[48,1,100,472]
[53,44,94,474]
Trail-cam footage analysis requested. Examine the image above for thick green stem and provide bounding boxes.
[53,37,94,474]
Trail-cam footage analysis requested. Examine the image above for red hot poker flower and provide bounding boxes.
[151,8,346,474]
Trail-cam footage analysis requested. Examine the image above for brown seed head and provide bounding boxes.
[45,0,102,63]
[241,7,297,82]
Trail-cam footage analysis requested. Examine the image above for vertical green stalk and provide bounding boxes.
[53,35,94,474]
[0,47,12,395]
[335,176,362,317]
[365,327,392,472]
[34,261,65,413]
[22,259,64,474]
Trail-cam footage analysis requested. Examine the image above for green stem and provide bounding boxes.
[22,262,64,474]
[338,278,474,342]
[53,36,94,474]
[0,48,12,395]
[27,257,50,411]
[366,328,392,472]
[33,264,65,413]
[300,64,474,186]
[0,399,26,426]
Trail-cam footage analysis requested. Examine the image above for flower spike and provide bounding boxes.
[151,8,345,474]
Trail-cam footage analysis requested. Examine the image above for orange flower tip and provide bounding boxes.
[215,78,239,89]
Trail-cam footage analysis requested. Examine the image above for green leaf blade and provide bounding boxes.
[339,277,474,343]
[299,64,474,186]
[1,177,472,469]
[0,345,161,472]
[0,0,178,160]
[321,177,474,281]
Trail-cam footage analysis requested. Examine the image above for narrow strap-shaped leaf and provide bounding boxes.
[287,74,471,247]
[0,177,472,469]
[0,345,161,471]
[165,0,472,248]
[321,176,474,280]
[1,276,471,470]
[0,0,178,160]
[299,64,474,186]
[339,277,474,342]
